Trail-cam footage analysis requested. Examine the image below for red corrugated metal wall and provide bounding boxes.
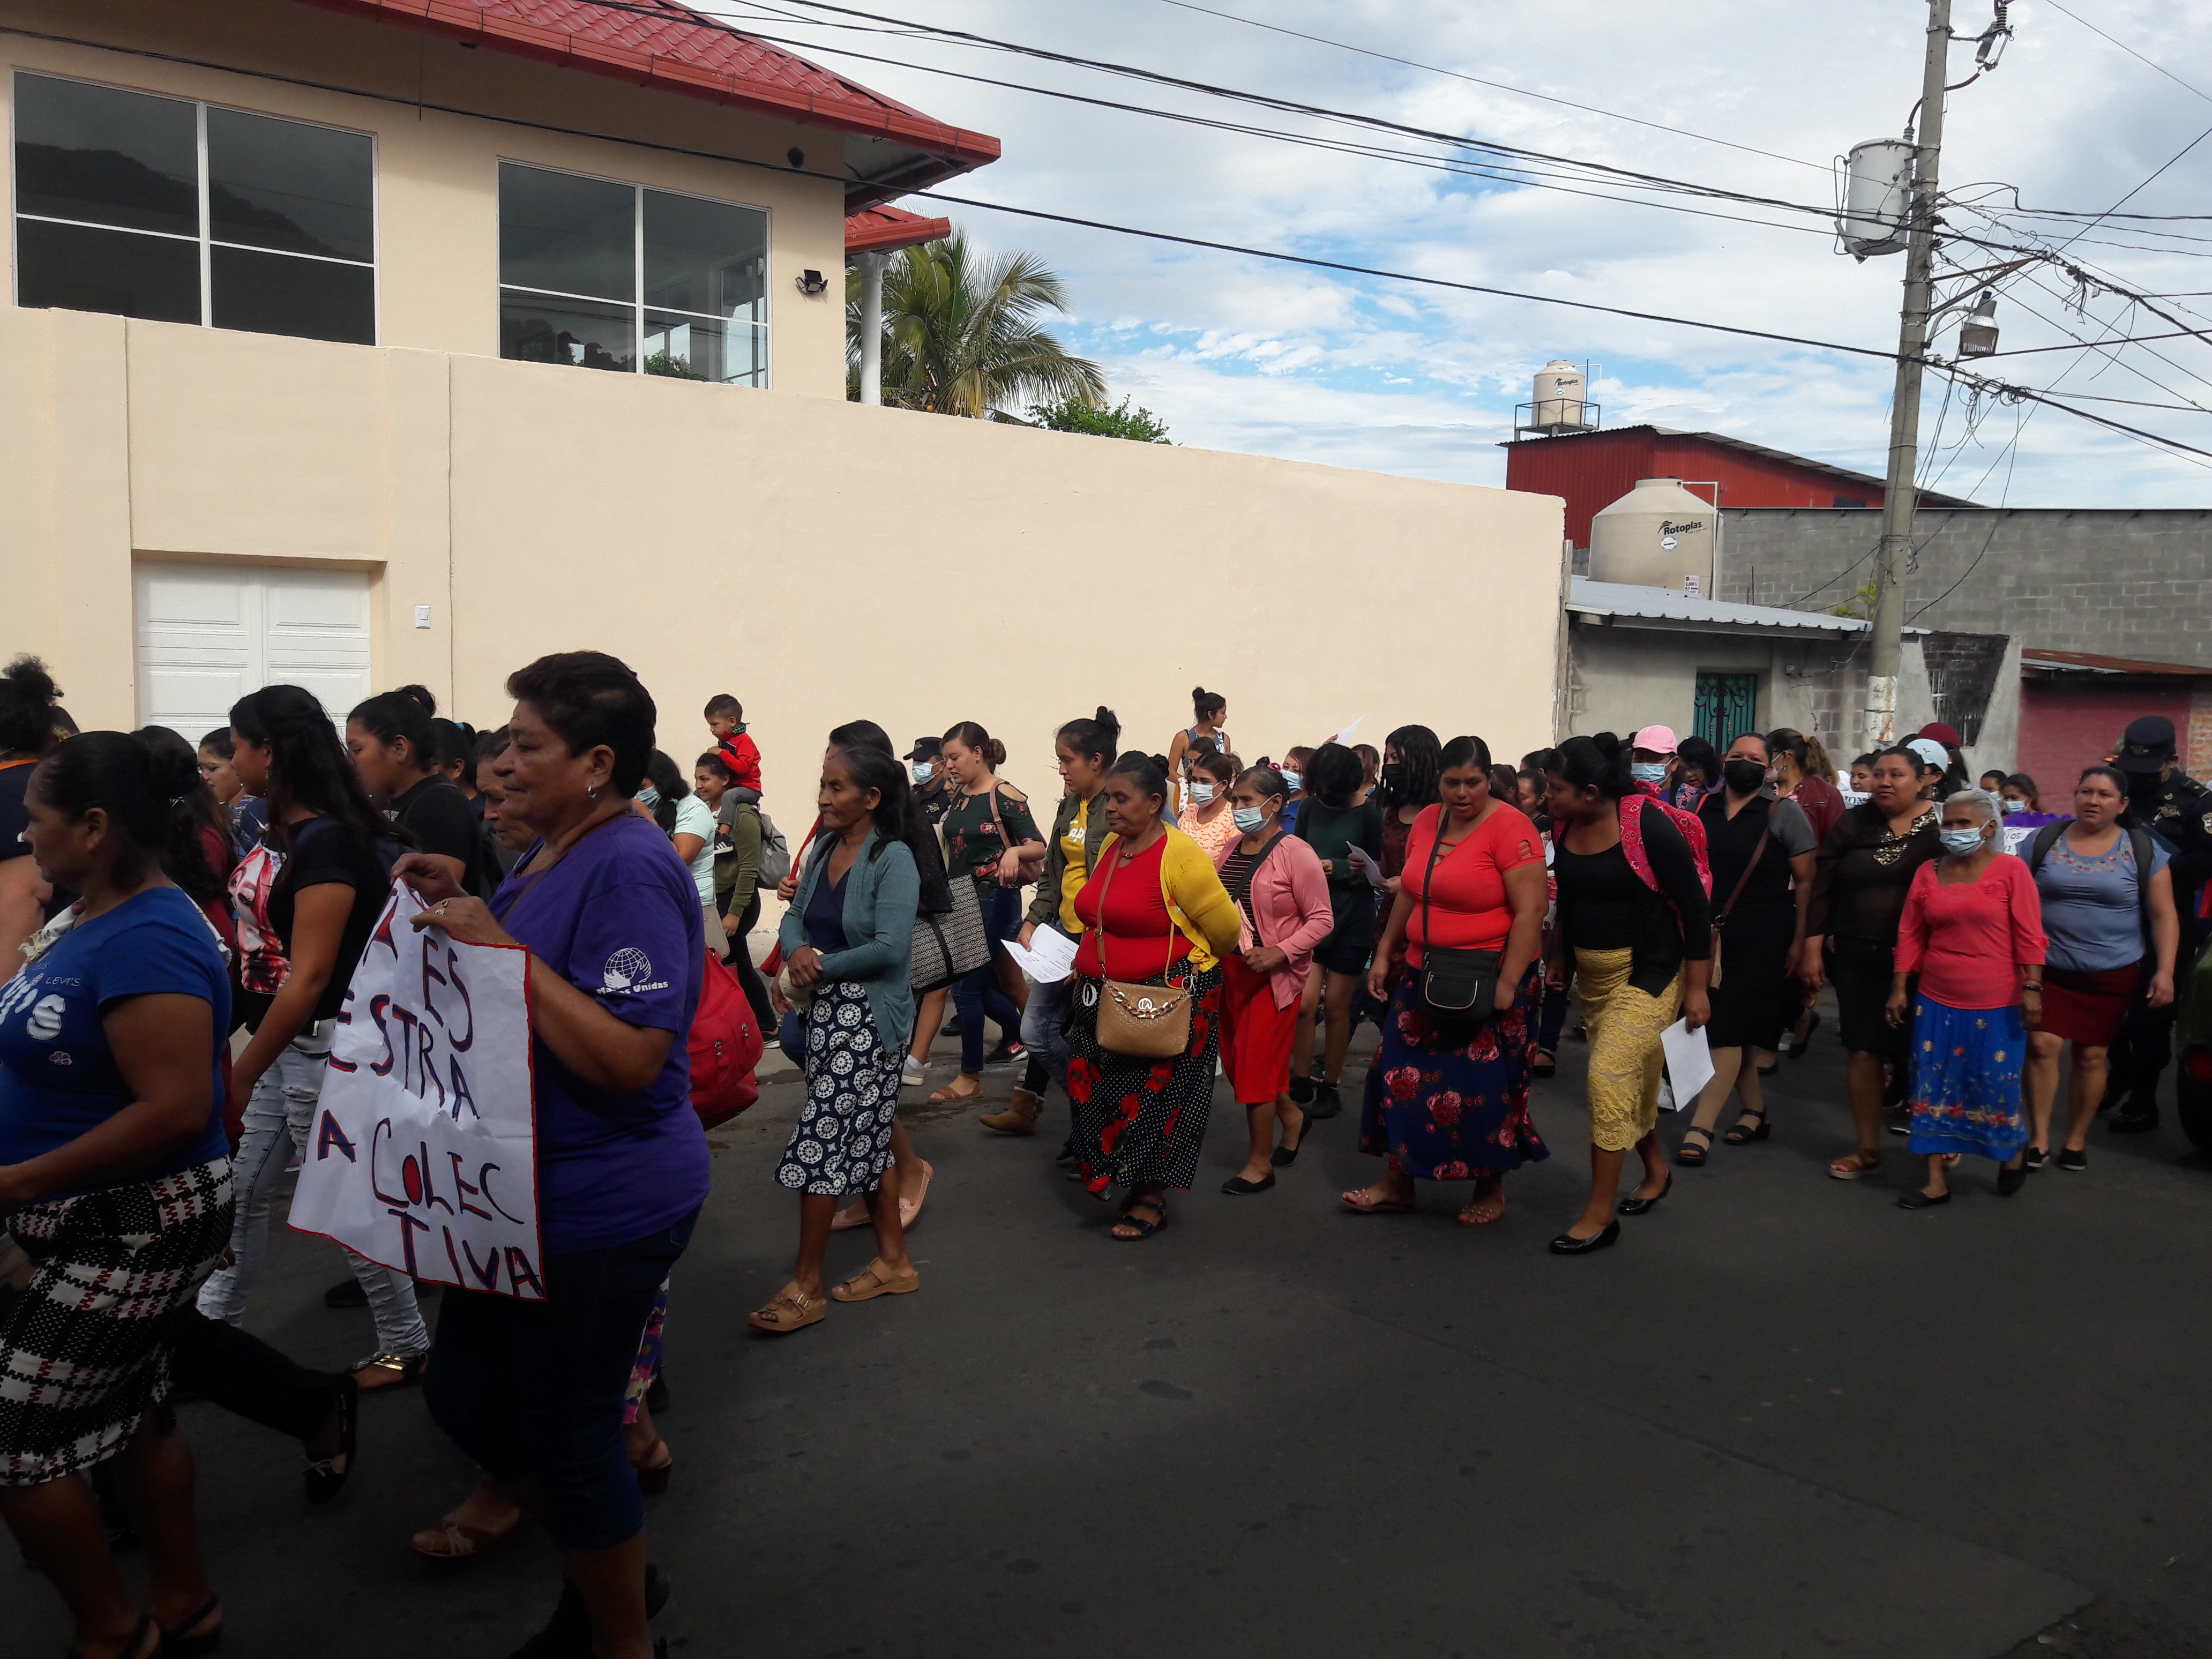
[2017,680,2193,796]
[1504,430,1890,548]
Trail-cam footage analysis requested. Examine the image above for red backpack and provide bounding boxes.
[1618,791,1713,914]
[689,948,764,1129]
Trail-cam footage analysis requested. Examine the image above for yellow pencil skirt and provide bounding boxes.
[1574,946,1684,1153]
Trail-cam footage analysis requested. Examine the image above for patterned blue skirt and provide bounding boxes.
[1907,995,2029,1161]
[775,980,903,1195]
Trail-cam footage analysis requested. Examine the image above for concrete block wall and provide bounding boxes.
[1716,509,2212,668]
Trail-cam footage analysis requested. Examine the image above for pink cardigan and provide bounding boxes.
[1213,832,1336,1009]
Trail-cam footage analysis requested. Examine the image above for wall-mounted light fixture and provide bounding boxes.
[795,269,829,296]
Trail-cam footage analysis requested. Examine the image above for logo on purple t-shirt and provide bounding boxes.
[600,947,669,995]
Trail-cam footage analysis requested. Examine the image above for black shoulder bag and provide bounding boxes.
[1416,817,1502,1025]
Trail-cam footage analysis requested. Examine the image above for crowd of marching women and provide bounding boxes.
[3,655,2205,1659]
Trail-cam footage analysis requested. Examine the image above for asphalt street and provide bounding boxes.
[18,1002,2212,1658]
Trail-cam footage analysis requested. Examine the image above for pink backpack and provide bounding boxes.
[1618,792,1713,915]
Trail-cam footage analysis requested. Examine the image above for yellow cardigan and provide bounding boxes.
[1089,825,1244,972]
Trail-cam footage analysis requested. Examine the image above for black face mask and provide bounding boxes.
[1722,759,1768,795]
[1380,763,1404,789]
[2127,769,2165,805]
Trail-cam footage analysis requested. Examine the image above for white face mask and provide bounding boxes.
[1631,761,1669,787]
[912,762,935,784]
[1187,781,1217,805]
[1280,769,1302,794]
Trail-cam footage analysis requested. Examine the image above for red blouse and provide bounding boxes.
[1894,854,2047,1008]
[1403,802,1543,965]
[1073,835,1193,982]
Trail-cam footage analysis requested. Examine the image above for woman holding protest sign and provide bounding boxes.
[0,731,236,1659]
[194,685,430,1394]
[754,743,936,1331]
[395,650,706,1659]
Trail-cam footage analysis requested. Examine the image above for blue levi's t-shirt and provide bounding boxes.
[490,811,709,1254]
[0,886,231,1192]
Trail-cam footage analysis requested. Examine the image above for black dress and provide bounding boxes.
[1698,793,1815,1051]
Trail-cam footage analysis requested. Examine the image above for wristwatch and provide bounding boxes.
[2022,982,2043,992]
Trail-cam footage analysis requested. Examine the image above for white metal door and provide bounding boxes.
[134,562,372,739]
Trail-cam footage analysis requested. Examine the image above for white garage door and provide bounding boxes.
[135,562,373,741]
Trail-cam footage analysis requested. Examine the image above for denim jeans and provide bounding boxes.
[951,883,1023,1073]
[425,1207,698,1552]
[1019,925,1076,1090]
[196,1022,430,1358]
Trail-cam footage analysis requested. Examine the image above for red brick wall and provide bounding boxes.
[2017,680,2194,798]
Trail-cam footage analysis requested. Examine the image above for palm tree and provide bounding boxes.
[848,229,1106,417]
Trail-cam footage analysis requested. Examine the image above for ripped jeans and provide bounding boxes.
[196,1023,431,1359]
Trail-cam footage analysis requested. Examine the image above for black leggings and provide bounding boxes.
[723,892,774,1025]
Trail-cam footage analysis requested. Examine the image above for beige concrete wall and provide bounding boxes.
[1,315,1565,871]
[2,1,849,394]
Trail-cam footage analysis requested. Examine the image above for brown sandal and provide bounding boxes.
[410,1509,525,1564]
[350,1350,427,1392]
[830,1258,920,1302]
[928,1081,982,1104]
[748,1283,828,1332]
[1827,1150,1884,1180]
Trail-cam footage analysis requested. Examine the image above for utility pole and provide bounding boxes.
[855,250,888,406]
[1865,0,1954,751]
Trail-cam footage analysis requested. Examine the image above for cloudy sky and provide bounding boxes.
[713,0,2212,507]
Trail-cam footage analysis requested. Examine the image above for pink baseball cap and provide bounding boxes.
[1630,724,1679,755]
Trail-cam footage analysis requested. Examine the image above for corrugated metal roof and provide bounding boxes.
[2022,647,2212,677]
[1568,577,1929,638]
[294,0,1000,205]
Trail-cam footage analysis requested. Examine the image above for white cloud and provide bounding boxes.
[732,0,2212,505]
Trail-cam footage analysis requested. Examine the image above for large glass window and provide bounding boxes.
[499,161,767,386]
[12,72,375,344]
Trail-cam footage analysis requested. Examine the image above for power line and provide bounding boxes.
[1143,0,1829,173]
[2042,0,2212,106]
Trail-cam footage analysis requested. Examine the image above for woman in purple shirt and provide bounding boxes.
[395,651,705,1659]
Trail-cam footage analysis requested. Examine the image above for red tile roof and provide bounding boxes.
[2022,648,2212,678]
[845,204,951,254]
[295,0,999,203]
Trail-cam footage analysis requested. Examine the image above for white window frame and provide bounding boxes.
[496,157,771,390]
[9,69,380,342]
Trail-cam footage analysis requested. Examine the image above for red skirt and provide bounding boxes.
[2039,962,2140,1048]
[1219,954,1299,1106]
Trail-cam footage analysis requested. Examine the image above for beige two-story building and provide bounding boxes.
[2,0,1568,818]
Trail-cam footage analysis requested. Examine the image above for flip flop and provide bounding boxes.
[901,1160,933,1228]
[1456,1191,1506,1227]
[1340,1188,1416,1214]
[410,1509,526,1564]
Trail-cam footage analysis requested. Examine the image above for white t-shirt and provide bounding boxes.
[674,793,716,905]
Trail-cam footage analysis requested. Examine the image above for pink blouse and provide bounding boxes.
[1177,803,1238,860]
[1894,854,2047,1009]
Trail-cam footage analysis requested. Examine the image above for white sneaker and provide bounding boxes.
[902,1056,925,1087]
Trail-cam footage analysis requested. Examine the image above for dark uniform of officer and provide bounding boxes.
[2109,715,2212,1131]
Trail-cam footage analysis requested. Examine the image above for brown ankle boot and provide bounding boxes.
[980,1088,1042,1135]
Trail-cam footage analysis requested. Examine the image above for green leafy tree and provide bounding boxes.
[847,229,1105,418]
[1830,580,1880,620]
[1028,394,1171,443]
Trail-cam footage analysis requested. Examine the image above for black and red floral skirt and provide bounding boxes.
[1066,965,1223,1195]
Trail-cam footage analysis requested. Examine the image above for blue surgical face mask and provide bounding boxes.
[1940,826,1987,855]
[1232,805,1268,833]
[636,784,661,808]
[1187,781,1217,805]
[912,762,935,784]
[1632,761,1669,787]
[1280,770,1302,794]
[1999,796,2025,814]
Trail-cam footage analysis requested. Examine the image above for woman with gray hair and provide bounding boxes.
[1884,786,2047,1208]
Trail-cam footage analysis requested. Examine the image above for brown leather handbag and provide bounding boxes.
[1092,840,1193,1059]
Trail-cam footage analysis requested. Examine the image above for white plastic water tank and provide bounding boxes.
[1531,360,1591,430]
[1589,478,1718,592]
[1838,138,1915,259]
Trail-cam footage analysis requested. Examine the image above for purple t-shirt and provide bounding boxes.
[491,811,708,1254]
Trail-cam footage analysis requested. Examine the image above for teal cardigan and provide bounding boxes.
[779,826,919,1053]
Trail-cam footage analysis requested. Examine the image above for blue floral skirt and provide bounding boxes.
[1358,965,1548,1182]
[1907,995,2028,1161]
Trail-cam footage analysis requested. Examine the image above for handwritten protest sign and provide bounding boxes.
[290,881,542,1300]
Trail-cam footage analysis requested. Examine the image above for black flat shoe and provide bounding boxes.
[1305,1083,1342,1120]
[2022,1146,2048,1170]
[302,1373,358,1505]
[1787,1011,1821,1059]
[160,1595,223,1657]
[1221,1173,1275,1195]
[1618,1172,1672,1216]
[1997,1163,2028,1197]
[1287,1077,1315,1107]
[1531,1051,1557,1080]
[1269,1143,1301,1168]
[1896,1189,1952,1210]
[1548,1221,1619,1255]
[2057,1147,2088,1171]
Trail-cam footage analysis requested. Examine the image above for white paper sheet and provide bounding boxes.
[1345,843,1389,890]
[1658,1018,1715,1108]
[1005,925,1079,984]
[1331,715,1363,746]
